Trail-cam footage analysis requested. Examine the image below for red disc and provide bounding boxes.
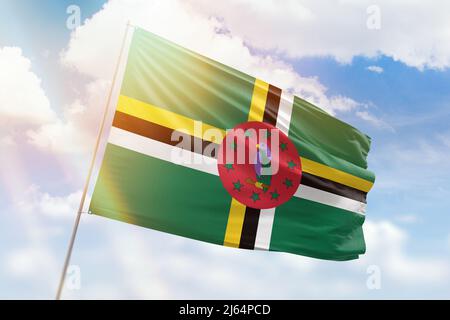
[217,121,302,209]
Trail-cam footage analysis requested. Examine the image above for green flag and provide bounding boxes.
[89,27,375,261]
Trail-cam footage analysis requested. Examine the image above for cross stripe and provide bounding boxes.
[253,88,295,251]
[276,91,294,136]
[237,84,283,249]
[223,79,270,248]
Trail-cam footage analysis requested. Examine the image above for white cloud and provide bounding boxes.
[5,246,58,280]
[359,220,449,285]
[356,110,392,130]
[394,214,419,224]
[63,216,450,299]
[367,65,384,73]
[371,132,450,194]
[0,183,83,298]
[26,79,110,155]
[60,0,368,116]
[190,0,450,70]
[0,135,15,147]
[15,185,82,220]
[0,47,55,127]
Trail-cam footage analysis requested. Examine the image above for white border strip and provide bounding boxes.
[108,127,219,176]
[295,184,366,215]
[255,90,294,250]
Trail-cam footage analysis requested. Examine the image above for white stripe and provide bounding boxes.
[255,91,293,250]
[276,91,294,135]
[294,184,366,215]
[253,91,292,250]
[108,127,364,215]
[108,127,219,176]
[254,208,276,250]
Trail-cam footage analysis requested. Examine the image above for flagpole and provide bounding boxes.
[55,21,133,300]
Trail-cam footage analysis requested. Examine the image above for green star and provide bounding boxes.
[230,141,237,150]
[270,190,280,200]
[233,180,243,192]
[244,129,253,138]
[250,192,260,202]
[288,160,297,169]
[280,142,288,151]
[224,163,234,172]
[283,178,293,188]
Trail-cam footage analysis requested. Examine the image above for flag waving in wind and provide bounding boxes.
[88,27,375,261]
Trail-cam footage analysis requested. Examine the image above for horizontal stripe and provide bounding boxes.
[276,91,294,135]
[89,143,231,246]
[223,199,247,248]
[113,111,219,157]
[117,95,226,140]
[294,138,375,185]
[301,158,373,193]
[108,127,218,176]
[118,94,372,193]
[301,172,367,203]
[254,208,276,250]
[109,127,364,214]
[294,184,366,215]
[114,111,366,203]
[92,142,364,260]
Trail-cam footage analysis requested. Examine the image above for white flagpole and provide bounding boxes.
[55,21,133,300]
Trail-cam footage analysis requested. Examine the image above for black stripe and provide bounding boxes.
[238,85,281,250]
[115,111,366,204]
[239,207,260,249]
[113,111,219,158]
[301,172,367,203]
[263,85,282,125]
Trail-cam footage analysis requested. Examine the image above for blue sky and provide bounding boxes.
[0,0,449,299]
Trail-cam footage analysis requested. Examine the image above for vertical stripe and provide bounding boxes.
[254,208,276,250]
[248,79,269,122]
[239,84,280,249]
[223,199,247,247]
[224,79,269,247]
[239,207,260,249]
[262,85,282,125]
[236,79,270,248]
[253,90,294,250]
[276,91,294,136]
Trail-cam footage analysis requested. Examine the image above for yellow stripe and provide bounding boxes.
[302,158,373,193]
[223,199,247,247]
[116,94,373,193]
[117,95,226,140]
[223,79,269,247]
[248,79,269,122]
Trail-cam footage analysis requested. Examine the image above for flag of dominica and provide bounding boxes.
[88,27,375,261]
